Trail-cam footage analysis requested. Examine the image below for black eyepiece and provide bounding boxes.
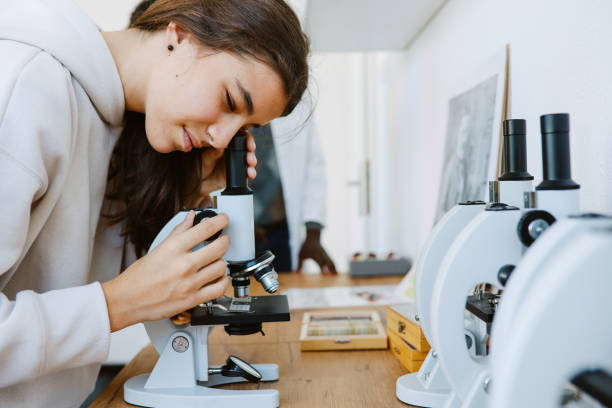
[222,132,252,195]
[499,119,533,181]
[536,113,579,190]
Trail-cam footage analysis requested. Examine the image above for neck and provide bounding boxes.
[102,29,163,113]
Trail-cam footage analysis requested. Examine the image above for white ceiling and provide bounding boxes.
[301,0,448,52]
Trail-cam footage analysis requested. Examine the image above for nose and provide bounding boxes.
[208,116,244,149]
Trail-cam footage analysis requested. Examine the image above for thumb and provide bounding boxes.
[169,210,196,237]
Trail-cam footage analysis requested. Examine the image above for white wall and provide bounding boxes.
[374,0,612,260]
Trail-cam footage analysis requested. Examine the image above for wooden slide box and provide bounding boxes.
[386,328,428,361]
[386,304,430,352]
[299,310,388,351]
[387,329,426,372]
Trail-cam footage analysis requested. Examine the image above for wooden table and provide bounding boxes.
[91,274,415,407]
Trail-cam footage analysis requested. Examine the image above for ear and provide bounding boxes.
[165,21,191,48]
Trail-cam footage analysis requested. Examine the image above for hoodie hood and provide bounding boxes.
[0,0,124,126]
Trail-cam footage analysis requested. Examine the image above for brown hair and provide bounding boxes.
[105,0,310,256]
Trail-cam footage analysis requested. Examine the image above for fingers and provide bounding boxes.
[186,258,227,291]
[168,210,196,239]
[298,252,337,275]
[245,132,257,179]
[247,151,257,167]
[322,255,337,274]
[188,233,230,269]
[315,255,332,274]
[246,131,256,152]
[178,213,229,249]
[193,275,231,306]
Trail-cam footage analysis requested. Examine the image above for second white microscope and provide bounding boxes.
[396,118,533,407]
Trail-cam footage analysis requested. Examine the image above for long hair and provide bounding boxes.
[105,0,310,256]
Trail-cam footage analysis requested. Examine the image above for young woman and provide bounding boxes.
[0,0,309,406]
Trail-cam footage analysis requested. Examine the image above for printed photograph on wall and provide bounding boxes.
[434,48,508,221]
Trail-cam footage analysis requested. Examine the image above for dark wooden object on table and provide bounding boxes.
[90,274,416,407]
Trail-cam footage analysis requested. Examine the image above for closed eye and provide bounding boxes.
[225,89,235,112]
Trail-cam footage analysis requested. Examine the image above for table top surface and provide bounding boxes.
[90,273,416,408]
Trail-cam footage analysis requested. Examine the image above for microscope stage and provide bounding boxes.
[465,293,498,323]
[191,295,291,326]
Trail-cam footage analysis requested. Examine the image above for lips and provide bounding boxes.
[182,128,193,152]
[182,127,201,152]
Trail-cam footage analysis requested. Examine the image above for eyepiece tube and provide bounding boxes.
[224,133,251,195]
[536,113,579,190]
[499,119,533,181]
[218,132,255,262]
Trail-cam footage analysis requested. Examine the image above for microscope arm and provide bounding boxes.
[491,217,612,408]
[430,209,524,401]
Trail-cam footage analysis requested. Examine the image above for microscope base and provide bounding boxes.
[396,349,450,407]
[124,366,280,408]
[396,373,448,407]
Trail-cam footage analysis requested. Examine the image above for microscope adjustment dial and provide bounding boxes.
[517,210,556,246]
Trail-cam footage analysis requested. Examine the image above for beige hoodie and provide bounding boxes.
[0,0,125,406]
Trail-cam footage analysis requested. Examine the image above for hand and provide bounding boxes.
[101,211,231,332]
[296,229,337,275]
[188,132,258,207]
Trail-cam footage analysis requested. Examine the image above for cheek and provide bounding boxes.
[156,81,221,125]
[144,113,175,153]
[177,82,222,124]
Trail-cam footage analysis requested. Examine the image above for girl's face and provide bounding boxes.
[145,24,287,153]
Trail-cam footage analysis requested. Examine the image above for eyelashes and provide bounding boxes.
[225,89,235,112]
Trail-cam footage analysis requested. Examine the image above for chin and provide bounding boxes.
[146,133,175,154]
[144,118,177,153]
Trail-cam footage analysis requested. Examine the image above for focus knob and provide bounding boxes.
[517,210,556,246]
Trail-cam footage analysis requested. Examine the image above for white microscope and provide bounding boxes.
[124,134,289,408]
[429,113,580,408]
[490,214,612,408]
[396,118,533,406]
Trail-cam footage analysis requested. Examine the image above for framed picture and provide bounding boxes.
[434,47,509,221]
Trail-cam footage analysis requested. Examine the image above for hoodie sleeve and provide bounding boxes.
[0,48,110,387]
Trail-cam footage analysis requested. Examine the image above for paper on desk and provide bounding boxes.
[282,284,412,310]
[393,264,416,299]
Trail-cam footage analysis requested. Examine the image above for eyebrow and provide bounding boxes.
[236,79,254,115]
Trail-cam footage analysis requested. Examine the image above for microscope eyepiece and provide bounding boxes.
[499,119,533,181]
[223,132,252,195]
[536,113,579,190]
